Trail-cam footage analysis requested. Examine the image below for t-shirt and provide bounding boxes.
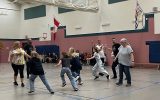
[112,43,120,56]
[12,48,27,65]
[61,58,71,68]
[118,45,133,66]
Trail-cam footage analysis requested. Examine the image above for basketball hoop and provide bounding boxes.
[43,33,47,39]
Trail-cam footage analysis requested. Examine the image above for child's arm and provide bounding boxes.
[55,60,62,67]
[87,55,95,60]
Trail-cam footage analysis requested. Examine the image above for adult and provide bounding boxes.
[111,38,120,79]
[23,38,33,79]
[115,38,134,87]
[9,41,31,87]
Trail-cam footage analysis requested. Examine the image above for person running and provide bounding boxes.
[87,46,110,80]
[68,47,83,85]
[55,52,78,91]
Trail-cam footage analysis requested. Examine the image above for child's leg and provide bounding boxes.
[66,68,78,90]
[92,63,99,77]
[76,70,82,84]
[29,74,37,92]
[98,66,109,76]
[60,68,66,85]
[39,75,54,93]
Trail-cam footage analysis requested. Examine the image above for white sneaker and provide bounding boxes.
[75,76,80,81]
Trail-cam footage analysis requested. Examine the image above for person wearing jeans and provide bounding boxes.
[60,67,78,90]
[28,51,54,94]
[114,38,134,87]
[29,74,53,93]
[55,52,78,91]
[118,64,131,85]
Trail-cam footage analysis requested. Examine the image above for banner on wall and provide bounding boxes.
[135,0,143,29]
[51,18,60,42]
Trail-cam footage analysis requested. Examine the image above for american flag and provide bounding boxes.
[135,1,143,29]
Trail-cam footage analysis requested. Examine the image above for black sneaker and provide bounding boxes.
[106,75,110,80]
[116,82,122,86]
[111,76,117,79]
[126,83,131,87]
[21,83,25,87]
[94,76,99,80]
[99,73,104,76]
[62,83,66,87]
[28,91,34,93]
[50,91,54,94]
[13,82,18,86]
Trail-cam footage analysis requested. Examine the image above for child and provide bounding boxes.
[87,47,110,80]
[55,52,78,91]
[69,47,83,85]
[28,51,54,94]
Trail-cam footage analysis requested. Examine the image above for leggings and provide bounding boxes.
[11,63,24,78]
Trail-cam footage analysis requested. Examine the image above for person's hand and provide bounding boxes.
[131,61,135,67]
[86,58,90,60]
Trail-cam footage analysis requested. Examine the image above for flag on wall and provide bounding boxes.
[51,18,60,41]
[135,0,143,29]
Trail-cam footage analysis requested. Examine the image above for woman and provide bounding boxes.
[9,41,31,87]
[115,38,134,87]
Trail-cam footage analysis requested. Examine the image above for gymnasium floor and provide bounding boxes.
[0,63,160,100]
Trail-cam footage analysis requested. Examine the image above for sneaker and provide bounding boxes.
[116,82,122,86]
[94,76,99,80]
[74,88,79,91]
[111,76,117,79]
[75,76,80,81]
[50,91,54,94]
[21,83,25,87]
[106,75,110,80]
[13,82,18,86]
[126,84,131,87]
[99,73,104,76]
[78,82,83,85]
[62,83,66,87]
[28,91,34,93]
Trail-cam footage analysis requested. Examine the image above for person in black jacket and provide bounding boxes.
[28,51,54,94]
[24,39,33,79]
[69,47,83,85]
[111,38,121,79]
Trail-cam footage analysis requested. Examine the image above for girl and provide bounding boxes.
[28,51,54,94]
[55,52,78,91]
[87,46,110,80]
[68,47,83,85]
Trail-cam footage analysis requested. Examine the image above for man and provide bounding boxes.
[111,38,120,79]
[24,38,33,79]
